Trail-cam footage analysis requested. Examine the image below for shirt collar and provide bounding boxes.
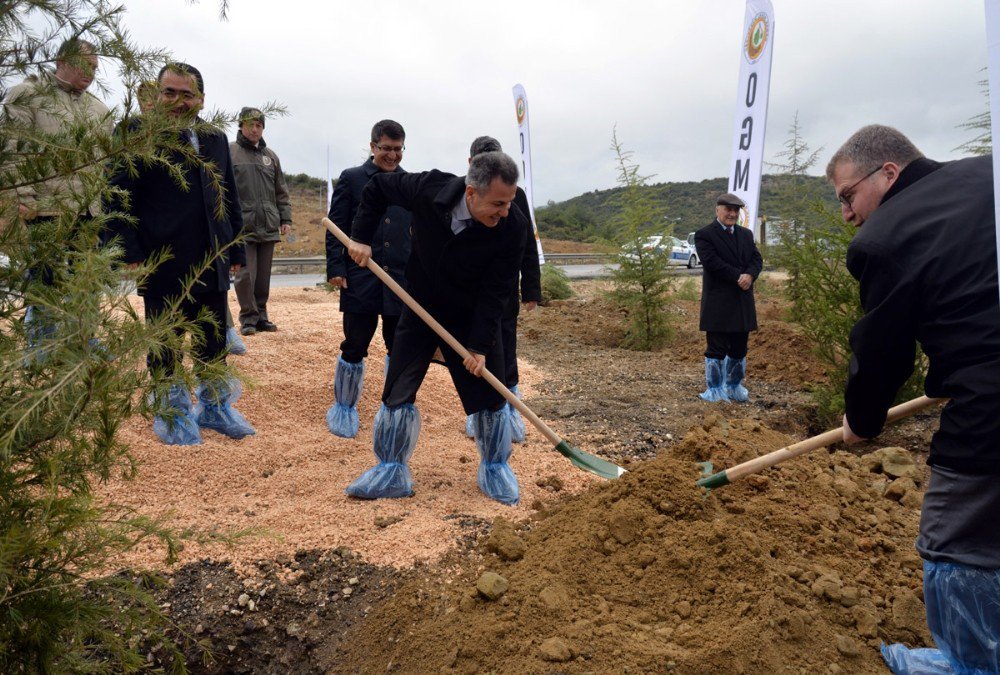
[452,193,472,222]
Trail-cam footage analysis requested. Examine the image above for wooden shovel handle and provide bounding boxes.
[323,217,562,446]
[724,395,942,483]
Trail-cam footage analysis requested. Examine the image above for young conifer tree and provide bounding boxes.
[608,129,673,350]
[1,1,246,670]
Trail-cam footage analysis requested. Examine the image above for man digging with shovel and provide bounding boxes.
[340,151,528,505]
[828,125,1000,673]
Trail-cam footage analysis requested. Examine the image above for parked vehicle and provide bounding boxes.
[685,233,701,268]
[623,235,699,268]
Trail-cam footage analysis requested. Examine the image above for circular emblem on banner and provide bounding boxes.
[262,155,272,166]
[738,206,750,229]
[745,14,768,63]
[515,96,526,124]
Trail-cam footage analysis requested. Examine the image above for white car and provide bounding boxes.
[624,235,699,268]
[669,236,699,268]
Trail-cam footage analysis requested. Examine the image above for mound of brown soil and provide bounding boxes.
[334,416,931,674]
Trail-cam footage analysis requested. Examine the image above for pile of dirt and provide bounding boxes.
[333,416,931,673]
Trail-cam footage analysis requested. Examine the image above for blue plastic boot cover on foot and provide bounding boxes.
[699,357,729,402]
[152,384,202,445]
[723,356,749,402]
[506,384,527,443]
[465,413,476,438]
[473,408,519,505]
[194,377,255,439]
[346,403,419,499]
[881,560,1000,675]
[226,326,247,355]
[327,356,365,438]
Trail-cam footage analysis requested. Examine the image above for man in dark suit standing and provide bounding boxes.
[325,120,412,438]
[108,62,253,444]
[693,192,763,402]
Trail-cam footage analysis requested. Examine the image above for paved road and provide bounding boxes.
[269,264,701,288]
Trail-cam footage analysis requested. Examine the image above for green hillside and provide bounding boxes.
[535,173,840,243]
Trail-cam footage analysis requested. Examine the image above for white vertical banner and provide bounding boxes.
[512,83,545,264]
[986,0,1000,307]
[727,0,775,239]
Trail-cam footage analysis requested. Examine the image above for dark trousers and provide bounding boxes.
[340,311,399,363]
[705,331,749,360]
[382,307,505,415]
[234,241,276,328]
[144,290,227,376]
[500,315,519,388]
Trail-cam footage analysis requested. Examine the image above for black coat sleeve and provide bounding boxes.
[222,143,246,267]
[513,190,541,304]
[325,170,353,281]
[844,240,919,438]
[744,234,763,279]
[352,171,428,244]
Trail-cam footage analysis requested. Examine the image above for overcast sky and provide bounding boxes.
[98,0,988,204]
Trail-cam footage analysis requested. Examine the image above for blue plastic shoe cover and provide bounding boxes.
[151,384,202,445]
[465,413,475,438]
[723,356,749,402]
[473,408,519,505]
[880,645,953,675]
[699,358,729,402]
[327,356,365,438]
[881,560,1000,675]
[194,377,255,439]
[226,326,247,356]
[23,305,57,365]
[346,403,419,499]
[505,384,527,443]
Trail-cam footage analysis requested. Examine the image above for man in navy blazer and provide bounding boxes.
[107,62,253,445]
[693,192,763,402]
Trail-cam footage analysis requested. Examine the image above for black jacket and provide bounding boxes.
[351,170,526,354]
[845,155,1000,474]
[325,157,412,315]
[694,220,763,332]
[504,186,542,319]
[107,119,245,298]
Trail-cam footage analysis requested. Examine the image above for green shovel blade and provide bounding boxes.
[554,440,627,479]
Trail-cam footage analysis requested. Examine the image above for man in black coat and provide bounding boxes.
[828,125,1000,672]
[324,119,412,439]
[107,63,253,445]
[463,136,541,444]
[693,192,763,402]
[342,151,527,505]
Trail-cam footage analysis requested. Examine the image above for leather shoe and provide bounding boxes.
[256,320,278,332]
[240,325,257,336]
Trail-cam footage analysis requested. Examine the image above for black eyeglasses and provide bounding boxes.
[159,87,199,102]
[838,165,882,207]
[374,143,404,154]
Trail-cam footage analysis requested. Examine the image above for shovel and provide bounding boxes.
[696,395,942,490]
[323,217,626,480]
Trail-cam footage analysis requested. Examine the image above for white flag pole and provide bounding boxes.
[325,144,333,213]
[512,84,545,264]
[986,0,1000,308]
[727,0,775,240]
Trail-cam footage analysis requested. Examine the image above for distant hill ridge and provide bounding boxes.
[534,173,839,242]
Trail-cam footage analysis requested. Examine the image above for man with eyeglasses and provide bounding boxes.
[325,120,412,438]
[827,124,1000,673]
[693,192,763,402]
[106,62,254,445]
